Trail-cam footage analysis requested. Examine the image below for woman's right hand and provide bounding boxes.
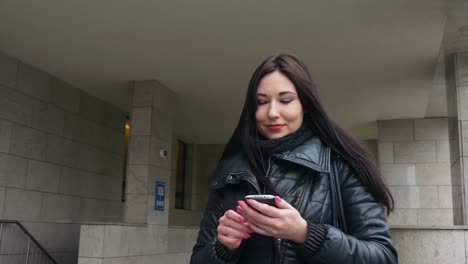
[217,208,252,252]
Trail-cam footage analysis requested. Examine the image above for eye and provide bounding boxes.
[256,99,268,105]
[280,98,293,104]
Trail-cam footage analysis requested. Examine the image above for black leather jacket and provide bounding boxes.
[190,137,398,264]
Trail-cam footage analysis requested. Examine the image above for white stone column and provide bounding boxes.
[124,81,175,224]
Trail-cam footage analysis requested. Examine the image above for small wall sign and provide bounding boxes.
[155,181,165,211]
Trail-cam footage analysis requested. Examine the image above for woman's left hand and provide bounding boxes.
[237,196,308,244]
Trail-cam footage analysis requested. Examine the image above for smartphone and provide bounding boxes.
[244,194,277,207]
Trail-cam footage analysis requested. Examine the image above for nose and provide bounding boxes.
[267,102,280,119]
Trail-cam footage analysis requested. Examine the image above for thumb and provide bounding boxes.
[275,196,293,209]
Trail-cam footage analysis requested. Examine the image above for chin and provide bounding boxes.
[265,132,288,140]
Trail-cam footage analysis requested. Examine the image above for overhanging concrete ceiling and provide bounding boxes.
[0,0,448,143]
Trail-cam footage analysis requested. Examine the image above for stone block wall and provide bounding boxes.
[78,224,197,264]
[392,227,468,264]
[378,118,453,226]
[0,51,126,264]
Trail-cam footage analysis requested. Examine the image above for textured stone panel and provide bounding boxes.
[26,160,60,192]
[63,113,82,141]
[417,209,454,225]
[102,104,127,131]
[108,130,125,155]
[0,153,28,188]
[80,92,105,124]
[458,85,468,120]
[4,188,42,220]
[391,186,438,209]
[0,86,34,125]
[167,227,186,253]
[462,121,468,156]
[0,186,5,218]
[31,100,65,135]
[0,119,12,152]
[377,142,393,164]
[132,81,154,107]
[102,257,137,264]
[17,63,51,102]
[131,107,152,135]
[414,118,449,140]
[392,229,464,263]
[458,52,468,86]
[380,164,416,186]
[153,82,176,114]
[76,144,100,173]
[119,226,146,256]
[78,257,103,264]
[127,165,148,194]
[152,107,172,141]
[415,163,451,185]
[394,141,437,163]
[439,185,453,208]
[41,193,73,222]
[128,135,150,165]
[9,124,47,160]
[124,194,147,223]
[0,52,18,88]
[377,119,413,141]
[100,200,121,222]
[71,197,85,221]
[103,225,122,258]
[110,177,123,201]
[79,225,104,257]
[59,167,85,196]
[143,225,169,255]
[436,140,450,162]
[51,78,81,113]
[46,134,79,166]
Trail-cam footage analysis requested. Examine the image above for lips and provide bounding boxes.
[266,124,285,131]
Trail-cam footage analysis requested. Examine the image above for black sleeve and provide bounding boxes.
[190,189,243,264]
[298,158,399,264]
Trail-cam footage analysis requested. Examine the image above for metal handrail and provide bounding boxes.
[0,220,58,264]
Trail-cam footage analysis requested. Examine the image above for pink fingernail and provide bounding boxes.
[244,233,251,239]
[237,201,243,208]
[275,196,281,203]
[237,206,243,214]
[241,217,247,224]
[246,199,254,205]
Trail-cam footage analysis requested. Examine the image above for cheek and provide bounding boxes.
[283,107,303,122]
[255,108,265,122]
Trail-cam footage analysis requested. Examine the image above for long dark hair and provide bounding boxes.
[217,54,394,212]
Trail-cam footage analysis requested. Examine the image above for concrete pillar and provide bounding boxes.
[124,81,175,224]
[446,52,468,224]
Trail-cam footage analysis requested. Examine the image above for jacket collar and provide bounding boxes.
[209,137,330,189]
[272,137,330,173]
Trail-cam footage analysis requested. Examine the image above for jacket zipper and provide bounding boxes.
[275,238,282,264]
[275,175,312,264]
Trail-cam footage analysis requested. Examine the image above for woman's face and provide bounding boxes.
[255,71,304,139]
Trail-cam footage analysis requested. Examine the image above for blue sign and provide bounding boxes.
[155,181,165,211]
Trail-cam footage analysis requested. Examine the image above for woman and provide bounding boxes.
[190,54,398,264]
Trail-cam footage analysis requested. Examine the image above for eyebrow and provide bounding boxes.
[256,91,297,97]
